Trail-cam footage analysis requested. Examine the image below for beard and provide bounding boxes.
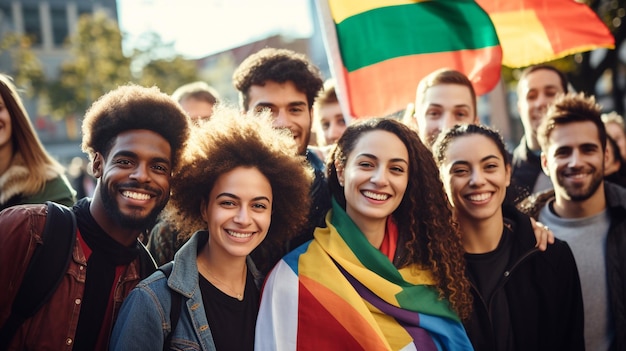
[99,181,169,231]
[557,167,604,202]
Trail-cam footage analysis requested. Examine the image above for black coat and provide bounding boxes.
[464,205,585,351]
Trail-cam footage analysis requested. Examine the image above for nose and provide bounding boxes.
[469,170,485,187]
[233,207,252,226]
[567,149,583,168]
[129,163,150,183]
[441,111,457,130]
[327,124,343,144]
[534,93,550,109]
[370,168,389,186]
[272,109,292,129]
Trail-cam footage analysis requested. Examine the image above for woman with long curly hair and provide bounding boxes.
[0,74,75,210]
[110,106,312,351]
[433,124,583,351]
[256,117,473,350]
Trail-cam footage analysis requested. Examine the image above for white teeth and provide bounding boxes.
[467,193,491,202]
[568,173,585,179]
[363,191,389,201]
[122,191,151,200]
[226,230,253,238]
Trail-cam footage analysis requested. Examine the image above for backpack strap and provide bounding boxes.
[0,201,76,349]
[158,262,182,351]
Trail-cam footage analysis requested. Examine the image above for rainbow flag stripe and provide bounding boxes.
[255,200,474,350]
[476,0,615,67]
[319,0,502,119]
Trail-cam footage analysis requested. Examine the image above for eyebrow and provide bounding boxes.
[357,153,409,165]
[450,154,500,167]
[427,103,471,109]
[255,101,307,108]
[112,150,171,166]
[216,192,271,202]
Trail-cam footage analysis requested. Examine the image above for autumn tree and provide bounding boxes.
[0,33,45,96]
[47,12,200,119]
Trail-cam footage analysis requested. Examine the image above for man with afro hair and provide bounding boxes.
[0,84,190,351]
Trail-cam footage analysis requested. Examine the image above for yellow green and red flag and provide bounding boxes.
[318,0,502,119]
[476,0,615,68]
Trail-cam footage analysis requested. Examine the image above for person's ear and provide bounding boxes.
[200,198,209,223]
[91,153,104,178]
[335,160,345,186]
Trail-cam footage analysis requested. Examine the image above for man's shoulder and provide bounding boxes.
[0,203,49,221]
[605,181,626,209]
[517,189,555,219]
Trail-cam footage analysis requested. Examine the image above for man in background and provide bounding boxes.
[511,65,568,201]
[232,48,330,273]
[406,68,478,148]
[171,81,220,122]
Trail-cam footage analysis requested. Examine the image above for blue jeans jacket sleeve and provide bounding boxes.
[109,272,168,350]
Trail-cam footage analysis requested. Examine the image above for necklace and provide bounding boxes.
[198,258,247,301]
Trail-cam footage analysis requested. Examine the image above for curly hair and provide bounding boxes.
[81,84,190,170]
[165,105,312,272]
[538,92,605,152]
[232,48,323,112]
[326,117,472,320]
[433,124,511,167]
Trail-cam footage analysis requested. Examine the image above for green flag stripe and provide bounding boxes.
[337,1,499,72]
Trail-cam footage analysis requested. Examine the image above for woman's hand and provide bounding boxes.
[531,217,555,251]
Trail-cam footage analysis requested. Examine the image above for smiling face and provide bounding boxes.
[416,84,476,147]
[440,134,510,225]
[517,69,565,150]
[247,80,312,155]
[541,121,607,202]
[336,130,409,231]
[319,101,346,145]
[92,129,172,235]
[202,166,273,260]
[0,94,12,151]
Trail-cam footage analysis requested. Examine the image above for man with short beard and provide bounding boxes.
[518,93,626,351]
[0,85,190,351]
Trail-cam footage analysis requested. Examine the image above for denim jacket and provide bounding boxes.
[110,230,263,351]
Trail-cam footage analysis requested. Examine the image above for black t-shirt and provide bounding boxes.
[199,270,259,351]
[465,223,515,351]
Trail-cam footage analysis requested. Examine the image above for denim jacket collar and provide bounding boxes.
[168,231,263,298]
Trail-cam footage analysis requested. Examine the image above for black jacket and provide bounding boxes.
[464,205,584,351]
[509,137,544,204]
[518,182,626,351]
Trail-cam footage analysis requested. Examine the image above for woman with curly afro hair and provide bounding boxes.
[256,117,474,350]
[111,106,312,351]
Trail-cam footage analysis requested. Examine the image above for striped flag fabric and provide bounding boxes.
[255,200,474,350]
[317,0,502,119]
[476,0,615,68]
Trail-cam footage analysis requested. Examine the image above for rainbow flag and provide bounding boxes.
[255,200,474,350]
[317,0,502,119]
[474,0,614,67]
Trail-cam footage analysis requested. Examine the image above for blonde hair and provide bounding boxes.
[0,74,65,194]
